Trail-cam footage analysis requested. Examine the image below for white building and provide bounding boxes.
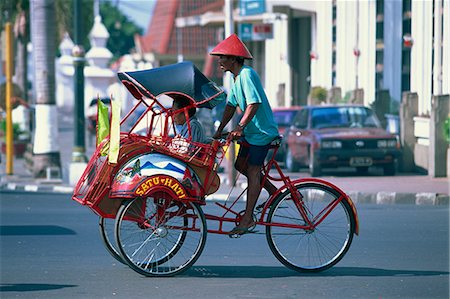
[176,0,449,114]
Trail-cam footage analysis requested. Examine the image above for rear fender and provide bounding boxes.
[265,178,359,235]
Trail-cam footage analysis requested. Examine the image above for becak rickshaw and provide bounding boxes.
[73,61,359,277]
[73,61,226,270]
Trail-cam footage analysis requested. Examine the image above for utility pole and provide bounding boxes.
[354,0,360,90]
[72,0,87,163]
[5,22,14,174]
[224,0,237,186]
[433,0,443,95]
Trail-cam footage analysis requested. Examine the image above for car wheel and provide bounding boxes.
[285,148,299,172]
[309,148,322,177]
[383,162,396,176]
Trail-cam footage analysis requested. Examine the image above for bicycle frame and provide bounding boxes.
[202,140,360,236]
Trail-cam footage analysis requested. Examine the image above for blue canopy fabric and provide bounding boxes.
[118,61,226,109]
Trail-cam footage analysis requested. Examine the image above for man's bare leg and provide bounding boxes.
[238,164,262,228]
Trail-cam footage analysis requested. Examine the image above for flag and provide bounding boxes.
[108,98,121,164]
[96,98,110,146]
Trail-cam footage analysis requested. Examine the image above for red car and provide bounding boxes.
[272,106,302,161]
[284,105,401,176]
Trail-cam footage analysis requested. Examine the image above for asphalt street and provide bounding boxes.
[0,192,448,299]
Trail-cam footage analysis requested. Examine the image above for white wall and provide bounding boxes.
[310,1,333,90]
[440,0,449,95]
[335,1,357,97]
[84,67,115,113]
[411,0,433,115]
[357,0,376,105]
[265,13,290,107]
[263,0,443,112]
[266,0,333,106]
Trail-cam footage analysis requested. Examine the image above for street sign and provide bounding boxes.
[253,23,273,40]
[240,0,266,16]
[239,23,273,41]
[240,23,253,41]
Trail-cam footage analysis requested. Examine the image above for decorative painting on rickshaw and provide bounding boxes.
[115,153,188,184]
[111,153,202,198]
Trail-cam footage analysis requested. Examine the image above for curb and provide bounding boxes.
[0,182,74,194]
[347,191,449,205]
[1,182,449,205]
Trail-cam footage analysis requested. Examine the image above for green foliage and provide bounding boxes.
[309,86,327,103]
[0,0,29,35]
[444,117,450,144]
[55,1,142,62]
[55,0,94,54]
[0,0,20,26]
[100,2,143,62]
[2,0,142,64]
[0,119,23,141]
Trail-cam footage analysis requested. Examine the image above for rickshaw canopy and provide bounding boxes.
[118,61,226,109]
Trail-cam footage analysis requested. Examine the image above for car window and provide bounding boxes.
[311,107,381,129]
[347,107,381,128]
[293,109,308,129]
[273,110,298,127]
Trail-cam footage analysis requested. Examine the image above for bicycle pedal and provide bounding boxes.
[255,202,267,211]
[228,233,241,239]
[227,229,258,238]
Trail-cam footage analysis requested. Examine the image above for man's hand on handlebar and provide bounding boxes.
[213,127,243,140]
[229,124,244,140]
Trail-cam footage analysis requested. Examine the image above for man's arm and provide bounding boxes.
[237,103,259,128]
[214,104,236,137]
[230,103,259,138]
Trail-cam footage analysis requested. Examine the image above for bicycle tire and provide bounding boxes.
[266,182,355,272]
[99,216,126,264]
[115,192,207,277]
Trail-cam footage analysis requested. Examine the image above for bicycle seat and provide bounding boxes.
[269,135,283,148]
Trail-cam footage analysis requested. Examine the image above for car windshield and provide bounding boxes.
[311,106,381,129]
[273,110,298,127]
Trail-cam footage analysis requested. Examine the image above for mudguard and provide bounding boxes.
[110,152,202,198]
[265,178,359,235]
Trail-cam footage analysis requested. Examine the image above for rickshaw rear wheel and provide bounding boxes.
[115,192,207,277]
[99,216,126,264]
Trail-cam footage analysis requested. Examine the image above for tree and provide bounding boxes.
[100,1,143,62]
[1,0,30,103]
[54,1,142,63]
[30,0,61,178]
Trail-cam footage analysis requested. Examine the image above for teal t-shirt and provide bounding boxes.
[227,66,279,146]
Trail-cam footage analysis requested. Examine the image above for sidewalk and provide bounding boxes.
[1,110,449,205]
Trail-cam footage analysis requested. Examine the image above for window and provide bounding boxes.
[293,109,308,129]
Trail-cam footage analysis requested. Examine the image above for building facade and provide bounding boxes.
[142,0,448,116]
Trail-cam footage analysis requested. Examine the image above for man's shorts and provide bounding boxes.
[237,138,271,166]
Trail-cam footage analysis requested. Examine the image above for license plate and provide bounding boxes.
[350,157,373,167]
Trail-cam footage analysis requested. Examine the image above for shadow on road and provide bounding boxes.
[185,266,449,278]
[0,225,76,236]
[0,283,77,292]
